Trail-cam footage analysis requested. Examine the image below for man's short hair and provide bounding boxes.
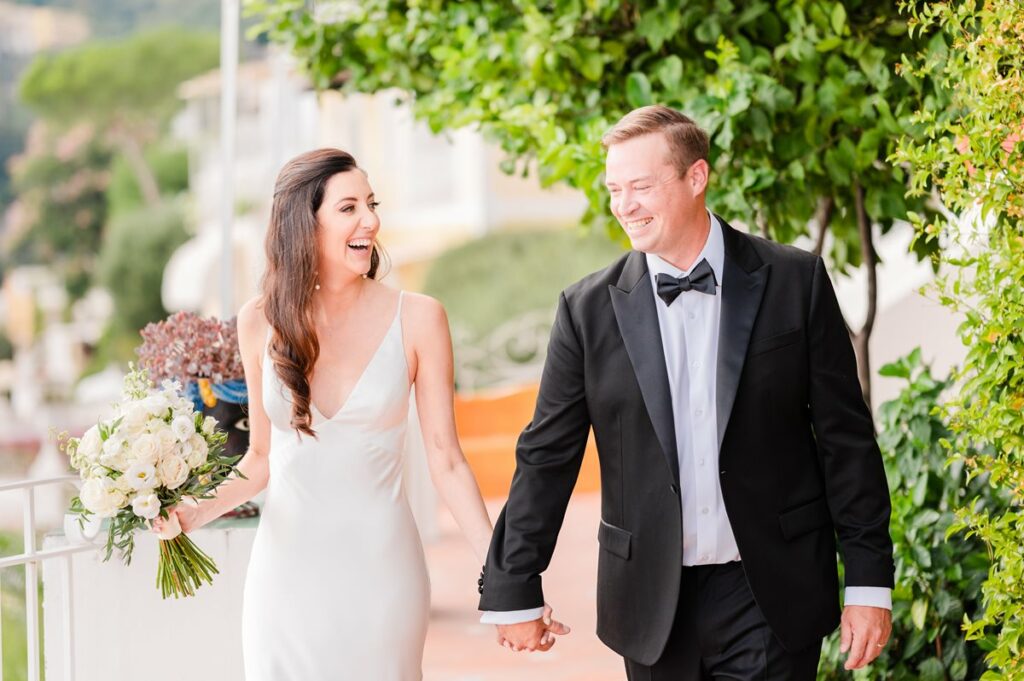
[602,105,710,178]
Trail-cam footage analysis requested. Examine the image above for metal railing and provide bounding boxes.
[0,475,102,681]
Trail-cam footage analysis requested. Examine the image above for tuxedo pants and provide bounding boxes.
[624,561,821,681]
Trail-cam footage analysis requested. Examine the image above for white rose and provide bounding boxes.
[99,435,131,472]
[156,455,190,490]
[112,473,136,495]
[130,493,160,520]
[140,394,171,418]
[156,426,179,458]
[185,434,209,469]
[171,415,195,442]
[120,402,150,432]
[125,461,157,491]
[202,416,217,436]
[77,426,102,463]
[80,478,126,518]
[129,433,161,466]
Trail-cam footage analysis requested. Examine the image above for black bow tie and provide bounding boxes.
[655,259,717,305]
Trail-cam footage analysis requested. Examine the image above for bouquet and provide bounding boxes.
[63,364,244,598]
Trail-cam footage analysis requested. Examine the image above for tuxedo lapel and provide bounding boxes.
[716,218,770,447]
[610,251,680,484]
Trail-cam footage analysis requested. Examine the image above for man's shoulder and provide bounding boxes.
[561,250,633,305]
[728,223,819,276]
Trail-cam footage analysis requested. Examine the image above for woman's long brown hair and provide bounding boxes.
[261,149,386,438]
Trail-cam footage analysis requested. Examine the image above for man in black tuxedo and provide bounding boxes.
[478,105,894,679]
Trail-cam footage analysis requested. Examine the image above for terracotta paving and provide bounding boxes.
[423,492,625,681]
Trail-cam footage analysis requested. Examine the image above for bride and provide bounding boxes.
[152,148,563,679]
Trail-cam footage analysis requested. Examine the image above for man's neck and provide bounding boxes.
[655,209,711,273]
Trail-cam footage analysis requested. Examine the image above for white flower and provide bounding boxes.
[77,426,103,463]
[131,493,161,520]
[99,435,131,472]
[202,416,217,436]
[171,415,195,442]
[154,426,179,458]
[80,478,127,518]
[120,402,151,432]
[157,455,190,490]
[172,396,194,415]
[129,433,161,466]
[112,474,136,495]
[185,434,208,469]
[125,461,158,491]
[140,394,171,418]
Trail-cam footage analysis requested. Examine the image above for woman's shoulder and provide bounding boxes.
[398,290,447,323]
[236,296,270,348]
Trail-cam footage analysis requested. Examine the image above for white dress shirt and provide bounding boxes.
[482,211,889,625]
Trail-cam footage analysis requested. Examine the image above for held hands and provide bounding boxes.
[840,605,892,670]
[496,603,571,653]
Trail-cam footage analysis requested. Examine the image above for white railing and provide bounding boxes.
[0,475,101,681]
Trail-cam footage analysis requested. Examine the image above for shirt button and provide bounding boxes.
[695,409,704,417]
[698,458,705,466]
[688,312,696,320]
[700,554,710,562]
[701,507,709,515]
[691,360,701,368]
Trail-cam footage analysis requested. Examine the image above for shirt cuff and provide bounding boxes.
[479,607,546,625]
[844,586,892,610]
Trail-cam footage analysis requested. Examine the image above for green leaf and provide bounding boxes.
[911,599,928,630]
[626,72,653,108]
[830,3,847,35]
[917,657,944,681]
[815,36,843,52]
[879,360,910,378]
[656,56,683,93]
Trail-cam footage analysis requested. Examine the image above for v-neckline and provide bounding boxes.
[311,294,402,423]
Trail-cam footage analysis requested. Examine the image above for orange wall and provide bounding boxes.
[453,384,601,498]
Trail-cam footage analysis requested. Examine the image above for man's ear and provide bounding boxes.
[687,159,710,196]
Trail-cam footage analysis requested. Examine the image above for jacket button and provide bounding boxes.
[719,470,727,476]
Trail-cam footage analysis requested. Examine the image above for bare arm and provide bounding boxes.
[406,294,492,563]
[163,297,272,533]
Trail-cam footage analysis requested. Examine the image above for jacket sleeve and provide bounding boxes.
[478,291,592,610]
[807,256,895,588]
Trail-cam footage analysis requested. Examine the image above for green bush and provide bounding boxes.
[422,227,623,341]
[106,143,190,216]
[97,198,189,339]
[0,326,13,361]
[818,350,1002,681]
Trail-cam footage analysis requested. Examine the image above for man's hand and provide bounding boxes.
[840,605,892,670]
[496,603,571,652]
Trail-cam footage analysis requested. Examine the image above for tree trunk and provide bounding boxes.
[813,196,833,257]
[852,179,877,410]
[113,129,161,206]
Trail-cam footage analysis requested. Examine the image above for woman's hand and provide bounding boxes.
[151,497,203,539]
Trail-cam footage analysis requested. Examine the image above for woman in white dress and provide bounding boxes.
[153,149,559,679]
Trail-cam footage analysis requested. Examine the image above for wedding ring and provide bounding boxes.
[876,643,885,648]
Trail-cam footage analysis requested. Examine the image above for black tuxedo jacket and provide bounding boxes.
[478,217,894,664]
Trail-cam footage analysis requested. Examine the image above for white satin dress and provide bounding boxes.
[242,293,430,680]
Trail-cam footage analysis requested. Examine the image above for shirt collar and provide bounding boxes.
[645,209,724,287]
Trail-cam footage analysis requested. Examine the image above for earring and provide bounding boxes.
[314,271,321,291]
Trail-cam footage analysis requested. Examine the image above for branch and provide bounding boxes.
[813,196,834,257]
[853,178,877,409]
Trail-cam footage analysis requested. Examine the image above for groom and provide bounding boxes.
[478,105,894,679]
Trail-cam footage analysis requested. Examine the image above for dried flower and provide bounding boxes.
[136,312,244,386]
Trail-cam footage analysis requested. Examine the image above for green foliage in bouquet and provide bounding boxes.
[63,365,244,598]
[893,1,1024,676]
[818,351,1003,680]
